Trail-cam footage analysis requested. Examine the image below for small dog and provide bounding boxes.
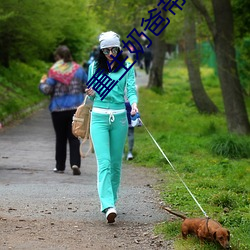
[163,207,231,249]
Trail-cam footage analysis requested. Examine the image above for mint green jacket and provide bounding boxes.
[88,62,138,110]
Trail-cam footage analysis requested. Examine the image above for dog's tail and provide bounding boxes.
[162,206,187,220]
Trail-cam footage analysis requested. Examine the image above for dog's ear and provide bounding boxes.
[213,231,217,240]
[227,230,230,240]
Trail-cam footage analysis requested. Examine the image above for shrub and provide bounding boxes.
[210,191,237,209]
[210,135,250,159]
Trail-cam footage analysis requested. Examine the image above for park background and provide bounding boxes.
[0,1,249,249]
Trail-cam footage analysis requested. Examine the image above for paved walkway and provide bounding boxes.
[0,71,173,249]
[135,68,149,88]
[0,106,163,222]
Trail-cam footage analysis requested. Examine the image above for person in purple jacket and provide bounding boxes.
[39,45,87,175]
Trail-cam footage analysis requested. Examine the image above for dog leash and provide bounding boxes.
[139,118,209,218]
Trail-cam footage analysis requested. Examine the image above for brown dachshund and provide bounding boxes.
[162,207,231,249]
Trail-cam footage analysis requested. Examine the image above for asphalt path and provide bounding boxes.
[0,106,165,222]
[0,69,172,249]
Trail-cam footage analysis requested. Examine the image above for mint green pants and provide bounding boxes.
[90,111,128,212]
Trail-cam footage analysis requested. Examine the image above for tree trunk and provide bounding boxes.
[191,0,250,134]
[212,0,250,134]
[147,7,167,90]
[184,2,218,114]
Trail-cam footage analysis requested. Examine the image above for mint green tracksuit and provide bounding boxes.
[88,62,138,212]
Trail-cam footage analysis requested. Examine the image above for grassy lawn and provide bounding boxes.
[128,58,250,250]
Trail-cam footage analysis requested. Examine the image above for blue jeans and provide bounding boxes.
[90,111,128,212]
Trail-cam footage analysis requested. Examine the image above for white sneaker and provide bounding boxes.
[53,168,64,173]
[105,207,117,223]
[127,152,133,160]
[72,165,81,175]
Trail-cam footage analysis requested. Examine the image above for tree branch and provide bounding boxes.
[191,0,216,37]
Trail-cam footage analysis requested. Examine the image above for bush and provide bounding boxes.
[210,191,237,209]
[0,60,49,122]
[210,135,250,159]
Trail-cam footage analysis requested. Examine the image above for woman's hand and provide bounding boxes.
[131,103,138,116]
[85,87,96,97]
[40,74,47,84]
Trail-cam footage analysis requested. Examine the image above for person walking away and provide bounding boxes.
[122,51,137,160]
[124,85,139,161]
[87,46,100,70]
[85,31,138,223]
[143,45,152,75]
[125,101,135,160]
[39,45,87,175]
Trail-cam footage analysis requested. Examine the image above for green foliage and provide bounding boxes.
[92,0,152,39]
[164,4,185,44]
[0,0,99,66]
[232,0,250,39]
[0,60,49,122]
[129,58,250,249]
[233,0,250,98]
[236,37,250,95]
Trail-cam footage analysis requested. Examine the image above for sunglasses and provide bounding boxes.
[102,47,119,55]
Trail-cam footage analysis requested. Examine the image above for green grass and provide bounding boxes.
[128,58,250,250]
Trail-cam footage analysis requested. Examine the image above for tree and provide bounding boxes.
[232,0,250,39]
[91,0,148,41]
[147,8,168,90]
[233,0,250,96]
[0,0,98,66]
[93,0,169,90]
[0,0,58,66]
[191,0,250,134]
[184,2,218,114]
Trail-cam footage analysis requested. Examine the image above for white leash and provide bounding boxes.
[140,118,209,218]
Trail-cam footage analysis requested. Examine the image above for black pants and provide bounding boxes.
[127,127,134,152]
[144,59,151,74]
[51,110,80,171]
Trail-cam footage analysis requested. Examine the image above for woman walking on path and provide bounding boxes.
[86,31,138,223]
[39,45,87,175]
